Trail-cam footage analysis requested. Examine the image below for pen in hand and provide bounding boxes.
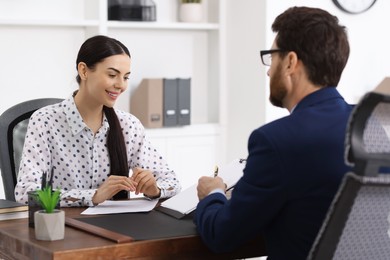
[214,165,219,178]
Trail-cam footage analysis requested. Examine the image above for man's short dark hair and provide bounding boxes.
[272,6,350,87]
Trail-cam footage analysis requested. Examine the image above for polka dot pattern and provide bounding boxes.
[14,97,181,207]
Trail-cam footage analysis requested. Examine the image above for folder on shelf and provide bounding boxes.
[157,158,246,219]
[163,78,178,127]
[130,78,163,128]
[177,78,191,126]
[130,78,191,128]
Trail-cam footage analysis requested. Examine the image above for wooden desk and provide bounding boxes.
[0,207,266,259]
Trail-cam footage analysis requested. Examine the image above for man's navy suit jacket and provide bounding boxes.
[195,87,354,260]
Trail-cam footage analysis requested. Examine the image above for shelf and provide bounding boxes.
[0,19,99,28]
[145,123,221,138]
[0,21,219,31]
[0,20,219,31]
[107,21,219,31]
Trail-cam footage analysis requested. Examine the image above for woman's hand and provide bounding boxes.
[131,167,160,198]
[92,175,137,205]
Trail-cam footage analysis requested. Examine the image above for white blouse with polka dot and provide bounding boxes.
[15,97,181,207]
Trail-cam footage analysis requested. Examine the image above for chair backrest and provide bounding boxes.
[0,98,63,201]
[307,78,390,260]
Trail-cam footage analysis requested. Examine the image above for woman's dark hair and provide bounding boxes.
[75,35,131,194]
[272,6,350,87]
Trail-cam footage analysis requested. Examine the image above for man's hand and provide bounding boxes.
[197,176,226,200]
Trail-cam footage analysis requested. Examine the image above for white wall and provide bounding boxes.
[264,0,390,122]
[0,1,87,113]
[224,0,390,162]
[224,0,266,161]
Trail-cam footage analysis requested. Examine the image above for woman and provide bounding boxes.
[15,35,181,207]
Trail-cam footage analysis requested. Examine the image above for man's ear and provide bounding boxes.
[286,51,299,71]
[77,62,88,80]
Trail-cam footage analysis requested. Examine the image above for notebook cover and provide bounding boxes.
[75,210,197,241]
[0,199,28,214]
[155,204,187,219]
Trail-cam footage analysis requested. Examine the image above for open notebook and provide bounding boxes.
[157,158,246,219]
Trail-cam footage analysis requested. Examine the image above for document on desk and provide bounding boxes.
[81,196,158,215]
[157,158,246,219]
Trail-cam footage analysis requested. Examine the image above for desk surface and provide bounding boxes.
[0,207,266,260]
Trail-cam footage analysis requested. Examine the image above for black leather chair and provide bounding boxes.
[0,98,63,201]
[307,80,390,260]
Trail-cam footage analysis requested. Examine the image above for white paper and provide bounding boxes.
[81,198,158,215]
[0,211,28,221]
[129,191,146,199]
[160,158,246,215]
[218,158,246,189]
[160,184,198,215]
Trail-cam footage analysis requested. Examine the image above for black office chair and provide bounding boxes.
[0,98,63,201]
[307,80,390,260]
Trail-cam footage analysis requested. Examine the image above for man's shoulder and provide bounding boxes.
[255,114,293,133]
[248,117,292,146]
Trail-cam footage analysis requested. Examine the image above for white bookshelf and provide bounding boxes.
[0,0,227,191]
[107,21,219,30]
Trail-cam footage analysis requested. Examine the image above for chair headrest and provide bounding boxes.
[345,77,390,176]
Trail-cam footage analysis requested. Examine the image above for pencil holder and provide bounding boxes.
[27,191,60,228]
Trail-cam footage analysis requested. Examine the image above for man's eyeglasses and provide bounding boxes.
[260,49,287,66]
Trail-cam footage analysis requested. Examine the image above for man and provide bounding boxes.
[195,6,353,260]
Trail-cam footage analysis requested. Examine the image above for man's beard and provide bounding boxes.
[269,63,287,108]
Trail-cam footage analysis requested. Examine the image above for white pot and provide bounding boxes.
[34,209,65,241]
[179,3,203,23]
